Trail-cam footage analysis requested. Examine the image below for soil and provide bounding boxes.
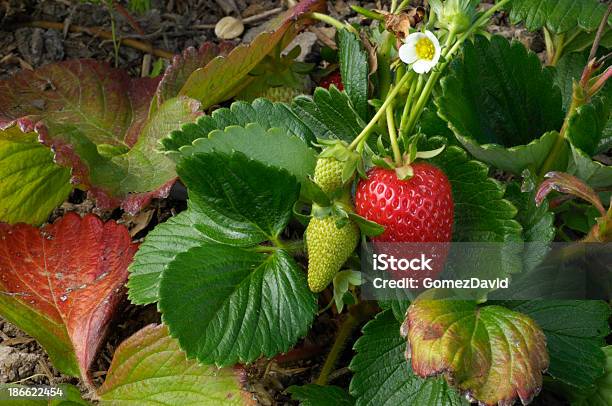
[0,1,544,404]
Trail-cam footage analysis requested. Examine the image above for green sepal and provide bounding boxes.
[348,212,385,236]
[395,165,414,180]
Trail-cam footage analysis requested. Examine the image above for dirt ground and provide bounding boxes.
[0,1,543,404]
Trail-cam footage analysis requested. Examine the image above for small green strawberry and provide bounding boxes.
[306,215,359,292]
[261,86,302,103]
[314,157,344,194]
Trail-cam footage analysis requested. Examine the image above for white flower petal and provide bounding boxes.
[424,30,441,50]
[399,43,418,64]
[425,30,442,67]
[413,59,433,74]
[404,32,426,47]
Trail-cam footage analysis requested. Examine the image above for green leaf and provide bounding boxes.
[566,97,612,188]
[288,384,354,406]
[127,201,208,305]
[574,346,612,406]
[178,0,325,109]
[349,310,465,406]
[177,151,300,246]
[159,246,316,366]
[132,152,317,365]
[426,141,522,243]
[404,299,549,406]
[292,87,365,143]
[171,123,317,187]
[436,35,564,174]
[0,384,88,405]
[337,29,369,120]
[505,300,611,391]
[508,0,611,34]
[505,182,555,270]
[0,127,71,224]
[98,324,254,405]
[0,60,200,212]
[161,98,317,153]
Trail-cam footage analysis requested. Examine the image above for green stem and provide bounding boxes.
[315,302,376,385]
[395,0,411,14]
[315,313,359,385]
[536,95,583,178]
[399,73,418,137]
[403,0,509,137]
[308,12,352,32]
[550,33,565,66]
[349,72,412,150]
[544,28,555,65]
[351,5,385,21]
[378,31,394,99]
[400,74,423,137]
[386,100,402,164]
[255,239,304,255]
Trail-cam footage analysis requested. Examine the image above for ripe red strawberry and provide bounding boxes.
[355,163,454,242]
[319,71,344,90]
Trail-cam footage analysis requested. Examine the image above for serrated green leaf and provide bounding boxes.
[338,29,369,120]
[426,142,523,243]
[288,384,354,406]
[505,182,555,270]
[292,87,365,143]
[505,300,610,391]
[436,36,564,174]
[127,200,208,305]
[349,310,465,406]
[566,97,612,188]
[161,98,316,153]
[0,127,71,224]
[98,324,254,405]
[132,152,316,365]
[404,299,549,406]
[172,123,317,187]
[574,346,612,406]
[159,246,316,366]
[508,0,610,34]
[177,151,299,246]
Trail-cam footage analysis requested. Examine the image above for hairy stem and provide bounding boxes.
[315,301,376,385]
[349,73,412,150]
[387,100,402,164]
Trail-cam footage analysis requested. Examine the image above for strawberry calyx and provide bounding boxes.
[315,139,366,191]
[368,137,445,180]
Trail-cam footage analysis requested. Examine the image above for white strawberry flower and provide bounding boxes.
[399,30,442,74]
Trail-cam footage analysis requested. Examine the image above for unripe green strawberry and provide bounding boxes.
[261,86,301,103]
[306,215,359,292]
[314,157,344,194]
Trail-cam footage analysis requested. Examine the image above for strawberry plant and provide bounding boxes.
[0,0,610,405]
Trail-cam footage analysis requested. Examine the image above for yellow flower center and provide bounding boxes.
[415,37,435,61]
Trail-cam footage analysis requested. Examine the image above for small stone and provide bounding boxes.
[215,16,244,40]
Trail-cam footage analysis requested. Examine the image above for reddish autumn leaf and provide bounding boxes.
[0,213,137,380]
[156,42,234,107]
[0,60,201,217]
[402,297,549,406]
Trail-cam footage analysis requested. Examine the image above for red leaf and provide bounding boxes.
[0,213,137,380]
